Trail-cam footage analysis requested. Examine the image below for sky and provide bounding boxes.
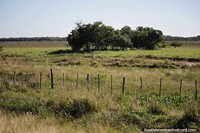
[0,0,200,37]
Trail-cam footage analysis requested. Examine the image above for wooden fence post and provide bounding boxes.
[195,80,198,100]
[111,75,113,95]
[39,72,42,89]
[98,74,100,92]
[180,79,182,97]
[76,74,79,89]
[13,71,16,84]
[140,77,143,91]
[159,78,162,96]
[122,77,126,94]
[62,73,65,87]
[50,69,53,89]
[86,74,90,91]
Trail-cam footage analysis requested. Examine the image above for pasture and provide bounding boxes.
[0,41,200,132]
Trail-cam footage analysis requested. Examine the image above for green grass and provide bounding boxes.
[1,46,200,71]
[1,46,200,59]
[93,47,200,59]
[0,41,200,132]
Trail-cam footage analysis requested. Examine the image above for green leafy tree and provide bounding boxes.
[67,21,116,51]
[113,30,132,50]
[120,26,133,49]
[131,27,163,50]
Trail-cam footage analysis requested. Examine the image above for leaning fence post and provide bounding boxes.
[76,74,79,89]
[86,74,90,91]
[159,78,162,96]
[195,80,198,100]
[50,69,53,89]
[180,79,182,97]
[140,77,143,91]
[13,71,16,84]
[111,75,113,95]
[98,74,100,92]
[122,77,126,94]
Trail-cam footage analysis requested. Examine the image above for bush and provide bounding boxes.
[157,42,167,48]
[174,102,200,129]
[170,41,182,48]
[148,102,165,115]
[46,98,97,118]
[68,99,97,118]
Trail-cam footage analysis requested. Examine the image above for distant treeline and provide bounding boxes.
[0,35,200,42]
[0,37,67,42]
[163,35,200,41]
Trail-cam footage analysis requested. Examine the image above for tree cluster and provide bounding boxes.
[67,21,163,51]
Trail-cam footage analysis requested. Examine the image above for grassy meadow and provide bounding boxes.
[0,41,200,132]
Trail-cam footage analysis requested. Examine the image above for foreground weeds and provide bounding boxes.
[0,86,199,132]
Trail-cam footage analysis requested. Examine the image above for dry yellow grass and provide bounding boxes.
[0,111,62,133]
[0,111,125,133]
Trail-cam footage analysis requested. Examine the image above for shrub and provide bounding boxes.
[148,102,165,115]
[68,99,97,118]
[157,42,167,48]
[170,41,182,48]
[46,98,97,118]
[174,101,200,129]
[121,112,142,125]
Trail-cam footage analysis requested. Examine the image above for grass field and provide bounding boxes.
[0,41,200,132]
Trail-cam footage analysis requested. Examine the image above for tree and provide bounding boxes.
[67,29,82,51]
[113,30,132,50]
[67,22,92,51]
[131,27,163,50]
[120,26,133,49]
[170,41,182,48]
[67,21,116,52]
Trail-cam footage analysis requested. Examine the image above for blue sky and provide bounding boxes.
[0,0,199,37]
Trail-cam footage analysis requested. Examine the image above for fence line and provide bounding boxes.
[0,69,199,100]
